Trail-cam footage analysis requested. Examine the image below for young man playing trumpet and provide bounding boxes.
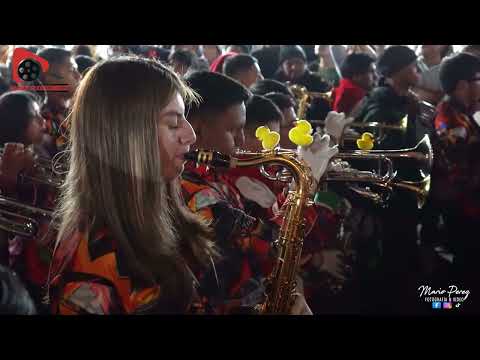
[0,90,55,312]
[355,45,421,150]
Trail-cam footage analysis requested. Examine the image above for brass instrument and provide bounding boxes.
[0,149,65,236]
[0,195,54,237]
[185,148,315,314]
[0,147,66,188]
[326,135,433,209]
[289,84,333,120]
[260,135,433,209]
[311,117,408,146]
[311,97,435,147]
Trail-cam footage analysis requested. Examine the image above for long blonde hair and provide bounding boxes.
[54,57,216,309]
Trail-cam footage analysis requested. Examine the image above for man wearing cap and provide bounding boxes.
[274,45,330,92]
[355,46,427,314]
[355,45,421,150]
[274,45,331,121]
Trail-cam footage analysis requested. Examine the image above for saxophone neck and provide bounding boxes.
[184,149,315,196]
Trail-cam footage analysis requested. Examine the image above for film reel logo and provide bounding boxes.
[11,48,69,92]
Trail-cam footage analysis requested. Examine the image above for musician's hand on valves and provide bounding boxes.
[0,143,35,186]
[297,133,338,192]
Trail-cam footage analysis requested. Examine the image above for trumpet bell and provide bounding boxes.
[384,134,433,181]
[0,195,53,237]
[393,175,431,209]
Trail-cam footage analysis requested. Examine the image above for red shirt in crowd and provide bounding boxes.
[331,78,367,115]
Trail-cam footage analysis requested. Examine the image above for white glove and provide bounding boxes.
[235,176,277,209]
[298,133,339,186]
[474,111,480,127]
[324,111,354,143]
[290,293,313,315]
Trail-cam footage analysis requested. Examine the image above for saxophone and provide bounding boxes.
[185,148,315,314]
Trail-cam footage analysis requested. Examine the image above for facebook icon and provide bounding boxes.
[432,302,442,309]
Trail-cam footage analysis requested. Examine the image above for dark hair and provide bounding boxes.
[37,47,72,66]
[250,79,294,98]
[301,45,317,63]
[169,49,195,68]
[223,54,257,78]
[279,45,307,64]
[72,45,93,58]
[377,45,417,77]
[246,95,282,129]
[340,53,375,79]
[0,265,37,314]
[140,46,171,62]
[251,46,281,79]
[264,92,295,111]
[0,91,41,145]
[439,53,480,94]
[185,71,250,116]
[75,55,97,75]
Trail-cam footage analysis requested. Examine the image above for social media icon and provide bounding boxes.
[443,302,452,309]
[455,303,461,308]
[432,302,442,309]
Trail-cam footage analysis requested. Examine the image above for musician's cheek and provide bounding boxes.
[157,131,180,180]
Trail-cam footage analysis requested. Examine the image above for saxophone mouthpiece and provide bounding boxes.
[183,150,199,162]
[184,149,232,168]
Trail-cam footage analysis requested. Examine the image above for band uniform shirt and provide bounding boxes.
[49,226,213,315]
[181,163,278,308]
[433,98,480,220]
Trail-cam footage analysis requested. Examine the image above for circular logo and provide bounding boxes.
[17,59,41,82]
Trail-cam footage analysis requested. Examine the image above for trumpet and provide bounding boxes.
[326,134,433,208]
[311,116,408,146]
[289,84,333,119]
[0,148,65,237]
[258,135,433,209]
[0,147,66,188]
[0,195,54,237]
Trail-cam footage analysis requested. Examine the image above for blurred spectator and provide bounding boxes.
[223,54,263,88]
[203,45,222,65]
[168,49,195,77]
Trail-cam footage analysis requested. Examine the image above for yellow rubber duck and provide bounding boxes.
[356,132,375,150]
[288,120,314,147]
[255,126,280,150]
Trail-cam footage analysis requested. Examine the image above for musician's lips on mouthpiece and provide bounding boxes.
[177,149,190,161]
